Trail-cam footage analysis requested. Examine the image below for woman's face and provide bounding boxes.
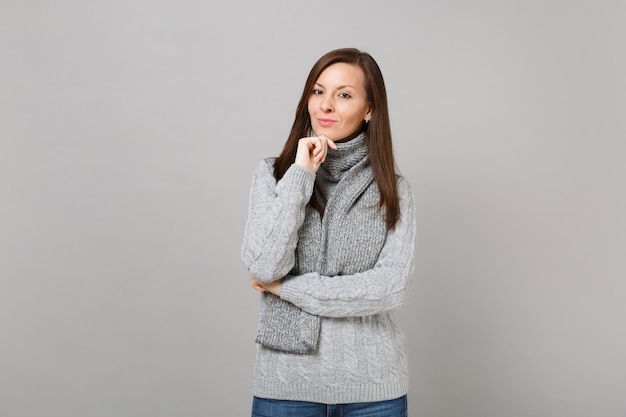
[308,63,372,142]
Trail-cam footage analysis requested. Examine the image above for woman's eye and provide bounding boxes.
[312,89,324,95]
[338,92,352,99]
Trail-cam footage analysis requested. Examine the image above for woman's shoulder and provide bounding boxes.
[253,157,277,174]
[395,174,412,192]
[256,157,276,167]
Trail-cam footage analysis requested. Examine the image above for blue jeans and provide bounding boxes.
[251,395,407,417]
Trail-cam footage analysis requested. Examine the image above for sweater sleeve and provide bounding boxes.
[280,176,416,318]
[241,159,316,283]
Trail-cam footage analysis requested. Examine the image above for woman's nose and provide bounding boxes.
[320,96,333,112]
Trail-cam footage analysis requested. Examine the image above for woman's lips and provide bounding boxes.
[317,118,336,127]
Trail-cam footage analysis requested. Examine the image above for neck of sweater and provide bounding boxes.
[317,132,369,183]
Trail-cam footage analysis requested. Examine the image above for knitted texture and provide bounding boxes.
[255,292,320,353]
[254,133,386,353]
[241,132,416,403]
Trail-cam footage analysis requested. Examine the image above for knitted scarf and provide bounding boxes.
[256,132,388,354]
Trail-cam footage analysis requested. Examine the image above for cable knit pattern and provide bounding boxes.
[241,134,416,403]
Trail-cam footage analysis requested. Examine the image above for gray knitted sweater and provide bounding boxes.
[241,140,416,404]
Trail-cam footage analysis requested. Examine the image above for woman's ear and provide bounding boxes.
[364,105,372,122]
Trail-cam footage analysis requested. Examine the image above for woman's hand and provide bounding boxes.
[250,276,282,297]
[295,135,337,173]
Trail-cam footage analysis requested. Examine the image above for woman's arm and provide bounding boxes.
[242,136,335,283]
[241,159,315,283]
[279,177,416,317]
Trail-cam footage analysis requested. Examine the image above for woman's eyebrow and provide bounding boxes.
[314,82,356,90]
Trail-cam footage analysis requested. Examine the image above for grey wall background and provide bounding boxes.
[1,1,625,416]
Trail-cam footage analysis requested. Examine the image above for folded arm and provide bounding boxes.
[241,159,315,283]
[280,177,416,318]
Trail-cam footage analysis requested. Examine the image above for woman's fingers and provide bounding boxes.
[313,136,325,162]
[250,276,282,297]
[315,135,337,164]
[250,276,266,292]
[321,135,338,151]
[295,135,336,173]
[295,138,315,171]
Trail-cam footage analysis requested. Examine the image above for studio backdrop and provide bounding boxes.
[1,1,625,416]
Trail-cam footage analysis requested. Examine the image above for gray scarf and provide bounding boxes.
[256,132,388,353]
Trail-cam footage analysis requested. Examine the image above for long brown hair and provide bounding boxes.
[273,48,400,229]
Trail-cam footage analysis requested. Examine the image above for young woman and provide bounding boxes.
[241,48,416,417]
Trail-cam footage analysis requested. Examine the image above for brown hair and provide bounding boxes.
[273,48,400,229]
